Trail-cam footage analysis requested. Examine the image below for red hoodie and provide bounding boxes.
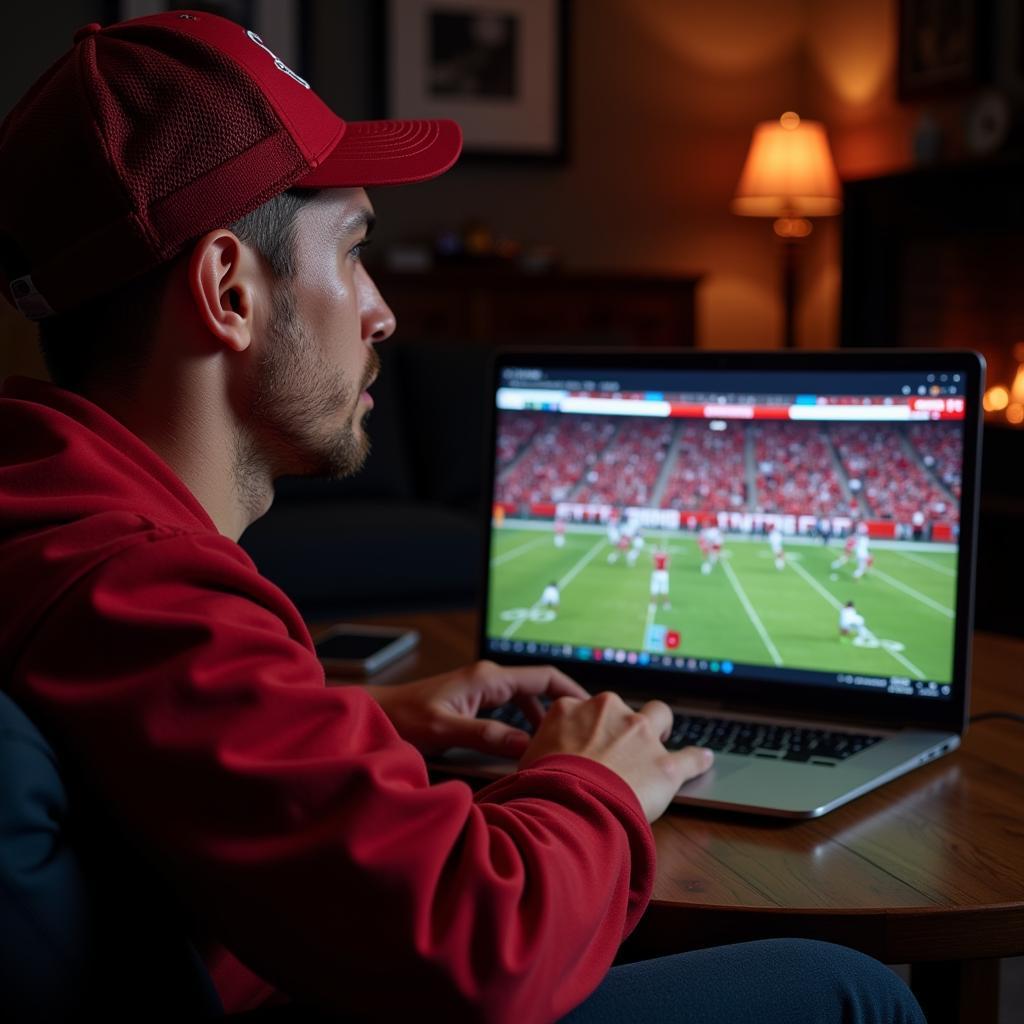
[0,375,654,1022]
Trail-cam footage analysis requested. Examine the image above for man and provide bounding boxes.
[818,514,833,546]
[831,527,858,571]
[0,11,923,1023]
[700,523,723,575]
[768,524,786,571]
[839,601,870,644]
[554,515,567,548]
[853,525,875,580]
[540,581,561,615]
[605,506,624,562]
[626,518,644,567]
[649,547,671,612]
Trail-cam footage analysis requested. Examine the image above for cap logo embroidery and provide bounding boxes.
[10,275,55,320]
[246,30,310,90]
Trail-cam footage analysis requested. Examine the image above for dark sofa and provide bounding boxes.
[239,339,492,618]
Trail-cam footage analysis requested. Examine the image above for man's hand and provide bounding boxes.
[519,692,713,823]
[363,660,588,758]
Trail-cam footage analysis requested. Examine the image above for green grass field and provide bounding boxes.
[487,525,959,683]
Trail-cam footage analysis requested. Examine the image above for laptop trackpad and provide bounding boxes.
[679,758,747,791]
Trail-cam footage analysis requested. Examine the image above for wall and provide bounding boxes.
[0,0,921,380]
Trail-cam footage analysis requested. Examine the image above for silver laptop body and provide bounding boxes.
[442,349,983,819]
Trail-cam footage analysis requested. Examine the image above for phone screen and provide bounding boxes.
[315,633,397,660]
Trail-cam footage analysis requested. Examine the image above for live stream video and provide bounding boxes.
[485,378,965,697]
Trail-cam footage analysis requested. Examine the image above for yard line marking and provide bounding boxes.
[721,559,782,666]
[893,549,957,578]
[790,559,843,610]
[871,567,955,618]
[642,598,656,649]
[556,538,608,590]
[501,600,542,638]
[491,536,546,567]
[790,561,926,678]
[501,539,606,638]
[880,642,926,680]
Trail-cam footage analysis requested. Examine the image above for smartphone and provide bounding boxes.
[314,624,420,677]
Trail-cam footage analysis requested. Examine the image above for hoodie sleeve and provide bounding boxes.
[15,528,654,1023]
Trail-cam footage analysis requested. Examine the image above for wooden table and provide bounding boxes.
[313,611,1024,1024]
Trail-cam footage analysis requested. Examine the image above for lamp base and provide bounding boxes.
[780,235,804,349]
[773,217,812,238]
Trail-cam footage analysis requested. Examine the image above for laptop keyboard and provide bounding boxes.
[481,702,881,766]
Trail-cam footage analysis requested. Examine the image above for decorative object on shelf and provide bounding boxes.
[461,219,495,258]
[732,112,843,349]
[378,0,569,161]
[897,0,992,100]
[116,1,306,73]
[962,89,1012,155]
[911,110,944,163]
[383,241,433,273]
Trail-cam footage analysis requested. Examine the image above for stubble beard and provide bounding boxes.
[236,281,380,509]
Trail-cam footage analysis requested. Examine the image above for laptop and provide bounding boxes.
[434,348,984,819]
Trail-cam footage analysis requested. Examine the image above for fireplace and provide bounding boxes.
[841,157,1024,636]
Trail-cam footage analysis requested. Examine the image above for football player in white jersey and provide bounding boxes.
[838,600,869,643]
[699,524,723,576]
[768,524,785,571]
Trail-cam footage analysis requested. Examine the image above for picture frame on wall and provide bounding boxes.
[897,0,993,100]
[992,0,1024,102]
[113,1,307,74]
[378,0,569,163]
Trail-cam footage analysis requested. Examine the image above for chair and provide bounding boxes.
[0,687,223,1021]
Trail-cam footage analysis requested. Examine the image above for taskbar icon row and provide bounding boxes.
[486,637,734,675]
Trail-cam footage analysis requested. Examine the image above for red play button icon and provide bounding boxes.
[666,631,681,649]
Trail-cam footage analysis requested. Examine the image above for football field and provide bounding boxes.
[487,525,959,683]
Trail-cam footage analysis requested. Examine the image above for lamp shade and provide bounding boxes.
[732,113,842,218]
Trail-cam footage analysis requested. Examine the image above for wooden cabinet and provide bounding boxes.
[371,269,701,347]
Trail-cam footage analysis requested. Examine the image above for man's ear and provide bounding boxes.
[187,230,261,353]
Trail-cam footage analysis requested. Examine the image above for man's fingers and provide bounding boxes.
[666,744,715,784]
[483,663,589,704]
[469,717,532,758]
[432,709,532,758]
[637,699,674,743]
[514,693,547,730]
[497,664,588,701]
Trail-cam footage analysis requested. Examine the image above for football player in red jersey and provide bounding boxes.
[650,547,671,611]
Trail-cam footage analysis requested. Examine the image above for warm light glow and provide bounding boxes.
[984,386,1010,412]
[1007,403,1024,425]
[773,217,813,238]
[1012,367,1024,405]
[732,115,843,218]
[805,0,895,107]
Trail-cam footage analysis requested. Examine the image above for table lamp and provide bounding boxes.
[732,112,842,348]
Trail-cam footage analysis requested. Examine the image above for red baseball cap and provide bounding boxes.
[0,10,462,319]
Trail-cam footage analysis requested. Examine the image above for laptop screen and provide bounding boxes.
[481,352,982,720]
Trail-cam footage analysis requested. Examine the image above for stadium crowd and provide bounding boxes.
[495,413,959,527]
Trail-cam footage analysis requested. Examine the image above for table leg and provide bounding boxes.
[910,958,1001,1024]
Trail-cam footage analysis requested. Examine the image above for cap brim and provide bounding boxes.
[296,118,462,188]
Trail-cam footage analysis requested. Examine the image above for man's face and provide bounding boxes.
[246,188,395,480]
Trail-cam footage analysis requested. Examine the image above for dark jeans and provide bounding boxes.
[231,938,924,1023]
[560,939,925,1024]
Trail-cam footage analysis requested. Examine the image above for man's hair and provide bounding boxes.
[37,188,318,393]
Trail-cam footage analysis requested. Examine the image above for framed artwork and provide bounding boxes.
[897,0,993,99]
[112,1,307,74]
[378,0,570,162]
[992,0,1024,102]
